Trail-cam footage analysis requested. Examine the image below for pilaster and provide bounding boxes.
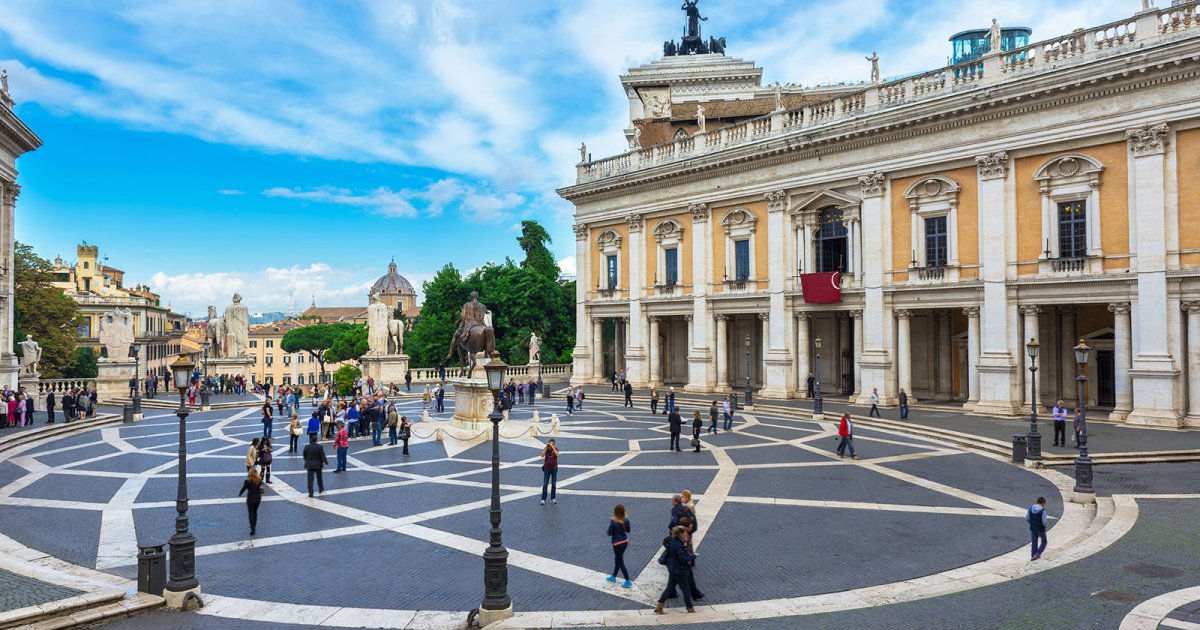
[1182,302,1200,427]
[973,152,1021,415]
[687,202,714,391]
[762,191,792,399]
[570,223,592,386]
[855,171,895,405]
[0,184,18,390]
[625,214,648,385]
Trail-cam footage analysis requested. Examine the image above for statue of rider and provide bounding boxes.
[453,291,489,351]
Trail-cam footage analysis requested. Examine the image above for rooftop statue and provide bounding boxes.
[682,0,707,39]
[866,52,880,83]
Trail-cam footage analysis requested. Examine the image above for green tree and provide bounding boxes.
[332,364,362,396]
[325,325,368,364]
[64,347,99,379]
[517,220,559,279]
[280,322,355,379]
[406,264,469,368]
[13,242,81,378]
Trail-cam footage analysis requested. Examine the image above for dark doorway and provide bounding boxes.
[1096,349,1115,407]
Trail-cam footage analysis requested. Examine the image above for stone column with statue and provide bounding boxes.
[207,294,255,388]
[361,297,410,383]
[17,335,41,392]
[95,308,138,403]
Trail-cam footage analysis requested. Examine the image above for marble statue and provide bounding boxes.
[367,297,390,355]
[866,52,880,82]
[98,308,135,360]
[988,19,1002,53]
[528,332,541,365]
[222,293,250,358]
[696,104,706,133]
[631,126,642,149]
[205,305,226,358]
[387,318,405,355]
[774,82,783,111]
[18,335,41,374]
[1,69,7,94]
[1142,0,1154,11]
[579,142,587,163]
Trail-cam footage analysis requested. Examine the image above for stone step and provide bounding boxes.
[20,592,162,630]
[0,590,125,629]
[0,414,121,457]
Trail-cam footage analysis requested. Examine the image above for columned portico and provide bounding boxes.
[1108,302,1133,422]
[895,309,913,399]
[714,314,729,392]
[795,313,810,398]
[851,310,863,399]
[648,316,661,388]
[591,318,605,381]
[963,307,980,407]
[1020,305,1043,410]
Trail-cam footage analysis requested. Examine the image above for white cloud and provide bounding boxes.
[263,186,420,218]
[556,256,576,276]
[216,189,244,196]
[264,179,523,223]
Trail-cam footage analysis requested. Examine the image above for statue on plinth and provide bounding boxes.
[444,291,496,375]
[18,335,41,374]
[205,305,226,358]
[98,308,135,360]
[696,104,706,133]
[682,0,706,39]
[988,19,1002,54]
[367,297,390,355]
[528,332,541,365]
[222,293,250,358]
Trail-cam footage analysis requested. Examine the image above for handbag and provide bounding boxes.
[690,438,699,448]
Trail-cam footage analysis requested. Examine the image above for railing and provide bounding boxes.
[1050,257,1087,273]
[71,295,154,306]
[655,283,679,296]
[402,364,573,384]
[37,379,96,395]
[724,278,748,292]
[575,2,1197,185]
[915,265,946,281]
[598,288,617,299]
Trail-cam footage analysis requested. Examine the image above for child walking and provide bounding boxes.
[606,504,633,588]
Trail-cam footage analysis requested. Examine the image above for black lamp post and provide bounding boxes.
[813,337,824,420]
[163,353,201,609]
[1025,338,1041,460]
[744,334,753,407]
[200,343,210,408]
[476,351,512,623]
[1073,339,1094,498]
[130,345,142,417]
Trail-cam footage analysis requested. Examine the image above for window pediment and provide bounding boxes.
[1033,154,1104,186]
[596,229,623,249]
[789,188,861,227]
[653,219,685,243]
[720,208,758,235]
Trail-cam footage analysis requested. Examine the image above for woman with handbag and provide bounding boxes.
[288,415,302,453]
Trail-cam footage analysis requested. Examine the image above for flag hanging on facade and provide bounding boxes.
[800,272,842,304]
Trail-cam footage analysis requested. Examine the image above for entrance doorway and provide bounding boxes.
[1096,349,1115,407]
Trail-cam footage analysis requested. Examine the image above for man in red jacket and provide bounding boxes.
[836,413,858,459]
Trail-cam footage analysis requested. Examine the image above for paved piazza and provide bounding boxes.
[1,393,1147,628]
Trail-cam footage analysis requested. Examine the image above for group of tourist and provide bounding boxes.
[652,490,704,613]
[1,387,96,428]
[564,386,586,414]
[198,374,248,395]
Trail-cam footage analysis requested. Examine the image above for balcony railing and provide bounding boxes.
[655,283,679,296]
[1050,257,1087,273]
[724,278,748,292]
[915,265,946,280]
[598,287,618,299]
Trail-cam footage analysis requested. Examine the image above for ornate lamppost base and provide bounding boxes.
[163,585,204,610]
[476,604,514,627]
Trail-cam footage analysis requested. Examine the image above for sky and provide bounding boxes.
[0,0,1133,317]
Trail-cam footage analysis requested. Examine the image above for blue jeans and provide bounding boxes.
[347,421,358,437]
[372,423,382,446]
[389,427,397,445]
[1030,530,1047,558]
[541,468,557,501]
[900,403,909,419]
[837,436,855,457]
[336,446,348,471]
[262,420,272,438]
[708,415,718,432]
[723,413,732,431]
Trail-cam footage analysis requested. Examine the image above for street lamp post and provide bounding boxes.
[473,351,512,626]
[1025,338,1041,461]
[200,343,211,409]
[163,354,202,610]
[1073,339,1094,500]
[813,337,824,420]
[130,345,142,418]
[744,334,753,408]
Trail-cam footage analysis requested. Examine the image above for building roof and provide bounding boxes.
[250,319,308,336]
[370,261,415,295]
[299,306,368,322]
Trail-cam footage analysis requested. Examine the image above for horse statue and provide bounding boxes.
[443,291,497,376]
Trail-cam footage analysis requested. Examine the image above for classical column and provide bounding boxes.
[625,214,648,385]
[855,172,895,404]
[838,314,851,396]
[1109,303,1133,422]
[795,313,810,398]
[758,313,770,393]
[1126,124,1183,426]
[0,183,17,390]
[648,316,661,388]
[964,307,980,407]
[973,151,1020,414]
[592,318,604,381]
[714,315,729,391]
[1182,302,1200,426]
[1020,306,1042,409]
[571,223,591,386]
[851,310,864,398]
[687,202,715,392]
[1059,307,1077,406]
[762,190,793,399]
[895,310,913,400]
[937,310,953,399]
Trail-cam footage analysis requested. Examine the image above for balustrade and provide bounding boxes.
[36,379,96,395]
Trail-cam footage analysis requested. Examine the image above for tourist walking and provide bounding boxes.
[898,388,909,420]
[691,411,702,452]
[836,413,858,459]
[1073,407,1084,447]
[1052,401,1067,447]
[260,400,273,438]
[650,387,659,415]
[665,387,676,415]
[668,407,682,452]
[238,468,263,536]
[45,391,55,423]
[540,439,559,505]
[623,381,633,407]
[606,504,633,588]
[654,526,695,614]
[306,411,320,443]
[404,370,412,392]
[302,434,327,497]
[436,384,445,412]
[707,400,719,434]
[288,414,302,453]
[245,438,260,471]
[565,389,575,415]
[612,372,619,392]
[387,405,399,445]
[422,384,432,410]
[1026,496,1049,560]
[257,438,273,484]
[333,420,350,472]
[869,387,881,417]
[806,372,815,398]
[722,396,733,431]
[575,386,585,410]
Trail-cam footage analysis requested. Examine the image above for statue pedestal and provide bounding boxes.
[18,371,40,395]
[448,376,501,432]
[361,354,410,386]
[96,359,136,403]
[207,357,254,382]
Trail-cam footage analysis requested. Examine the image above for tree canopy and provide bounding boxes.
[280,322,356,377]
[324,324,368,364]
[13,242,81,378]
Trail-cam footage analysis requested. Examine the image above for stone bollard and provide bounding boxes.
[422,410,431,423]
[435,426,445,442]
[550,414,560,436]
[532,410,541,424]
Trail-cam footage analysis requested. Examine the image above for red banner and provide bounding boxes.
[800,272,842,304]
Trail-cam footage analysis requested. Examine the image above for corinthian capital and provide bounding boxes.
[688,202,710,223]
[857,171,885,198]
[1126,123,1169,156]
[975,151,1009,180]
[572,223,589,240]
[764,190,787,212]
[626,213,644,232]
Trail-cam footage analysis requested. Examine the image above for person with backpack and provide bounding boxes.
[654,526,695,614]
[1026,496,1049,560]
[540,439,559,505]
[257,438,273,484]
[606,504,633,588]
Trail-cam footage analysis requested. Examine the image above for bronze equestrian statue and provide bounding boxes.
[444,291,496,376]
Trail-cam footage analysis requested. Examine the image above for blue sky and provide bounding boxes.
[1,0,1132,316]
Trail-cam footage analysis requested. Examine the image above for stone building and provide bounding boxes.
[248,319,348,389]
[369,260,421,319]
[560,4,1200,427]
[0,69,41,389]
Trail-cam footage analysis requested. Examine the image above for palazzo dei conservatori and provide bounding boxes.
[559,3,1200,427]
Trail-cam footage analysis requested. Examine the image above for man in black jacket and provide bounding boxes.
[668,408,683,452]
[46,391,56,423]
[623,381,633,407]
[302,435,328,498]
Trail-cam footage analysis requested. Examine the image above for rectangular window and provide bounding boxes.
[284,356,291,366]
[924,216,948,267]
[606,255,618,289]
[283,376,291,385]
[734,240,750,281]
[77,318,91,338]
[266,340,274,348]
[664,248,679,285]
[298,354,304,364]
[266,357,273,367]
[1057,200,1087,258]
[249,340,257,349]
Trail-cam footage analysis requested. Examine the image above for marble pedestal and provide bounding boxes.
[448,377,501,432]
[17,371,40,395]
[361,354,410,385]
[96,359,136,403]
[207,357,254,382]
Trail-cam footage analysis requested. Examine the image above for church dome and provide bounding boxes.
[370,261,414,295]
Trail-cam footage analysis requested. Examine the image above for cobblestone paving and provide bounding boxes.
[0,567,82,613]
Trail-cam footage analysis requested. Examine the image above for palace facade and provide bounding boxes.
[560,3,1200,427]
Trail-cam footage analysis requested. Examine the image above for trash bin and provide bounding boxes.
[1011,435,1027,463]
[137,543,166,596]
[122,403,134,424]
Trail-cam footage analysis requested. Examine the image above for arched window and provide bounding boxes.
[815,207,848,273]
